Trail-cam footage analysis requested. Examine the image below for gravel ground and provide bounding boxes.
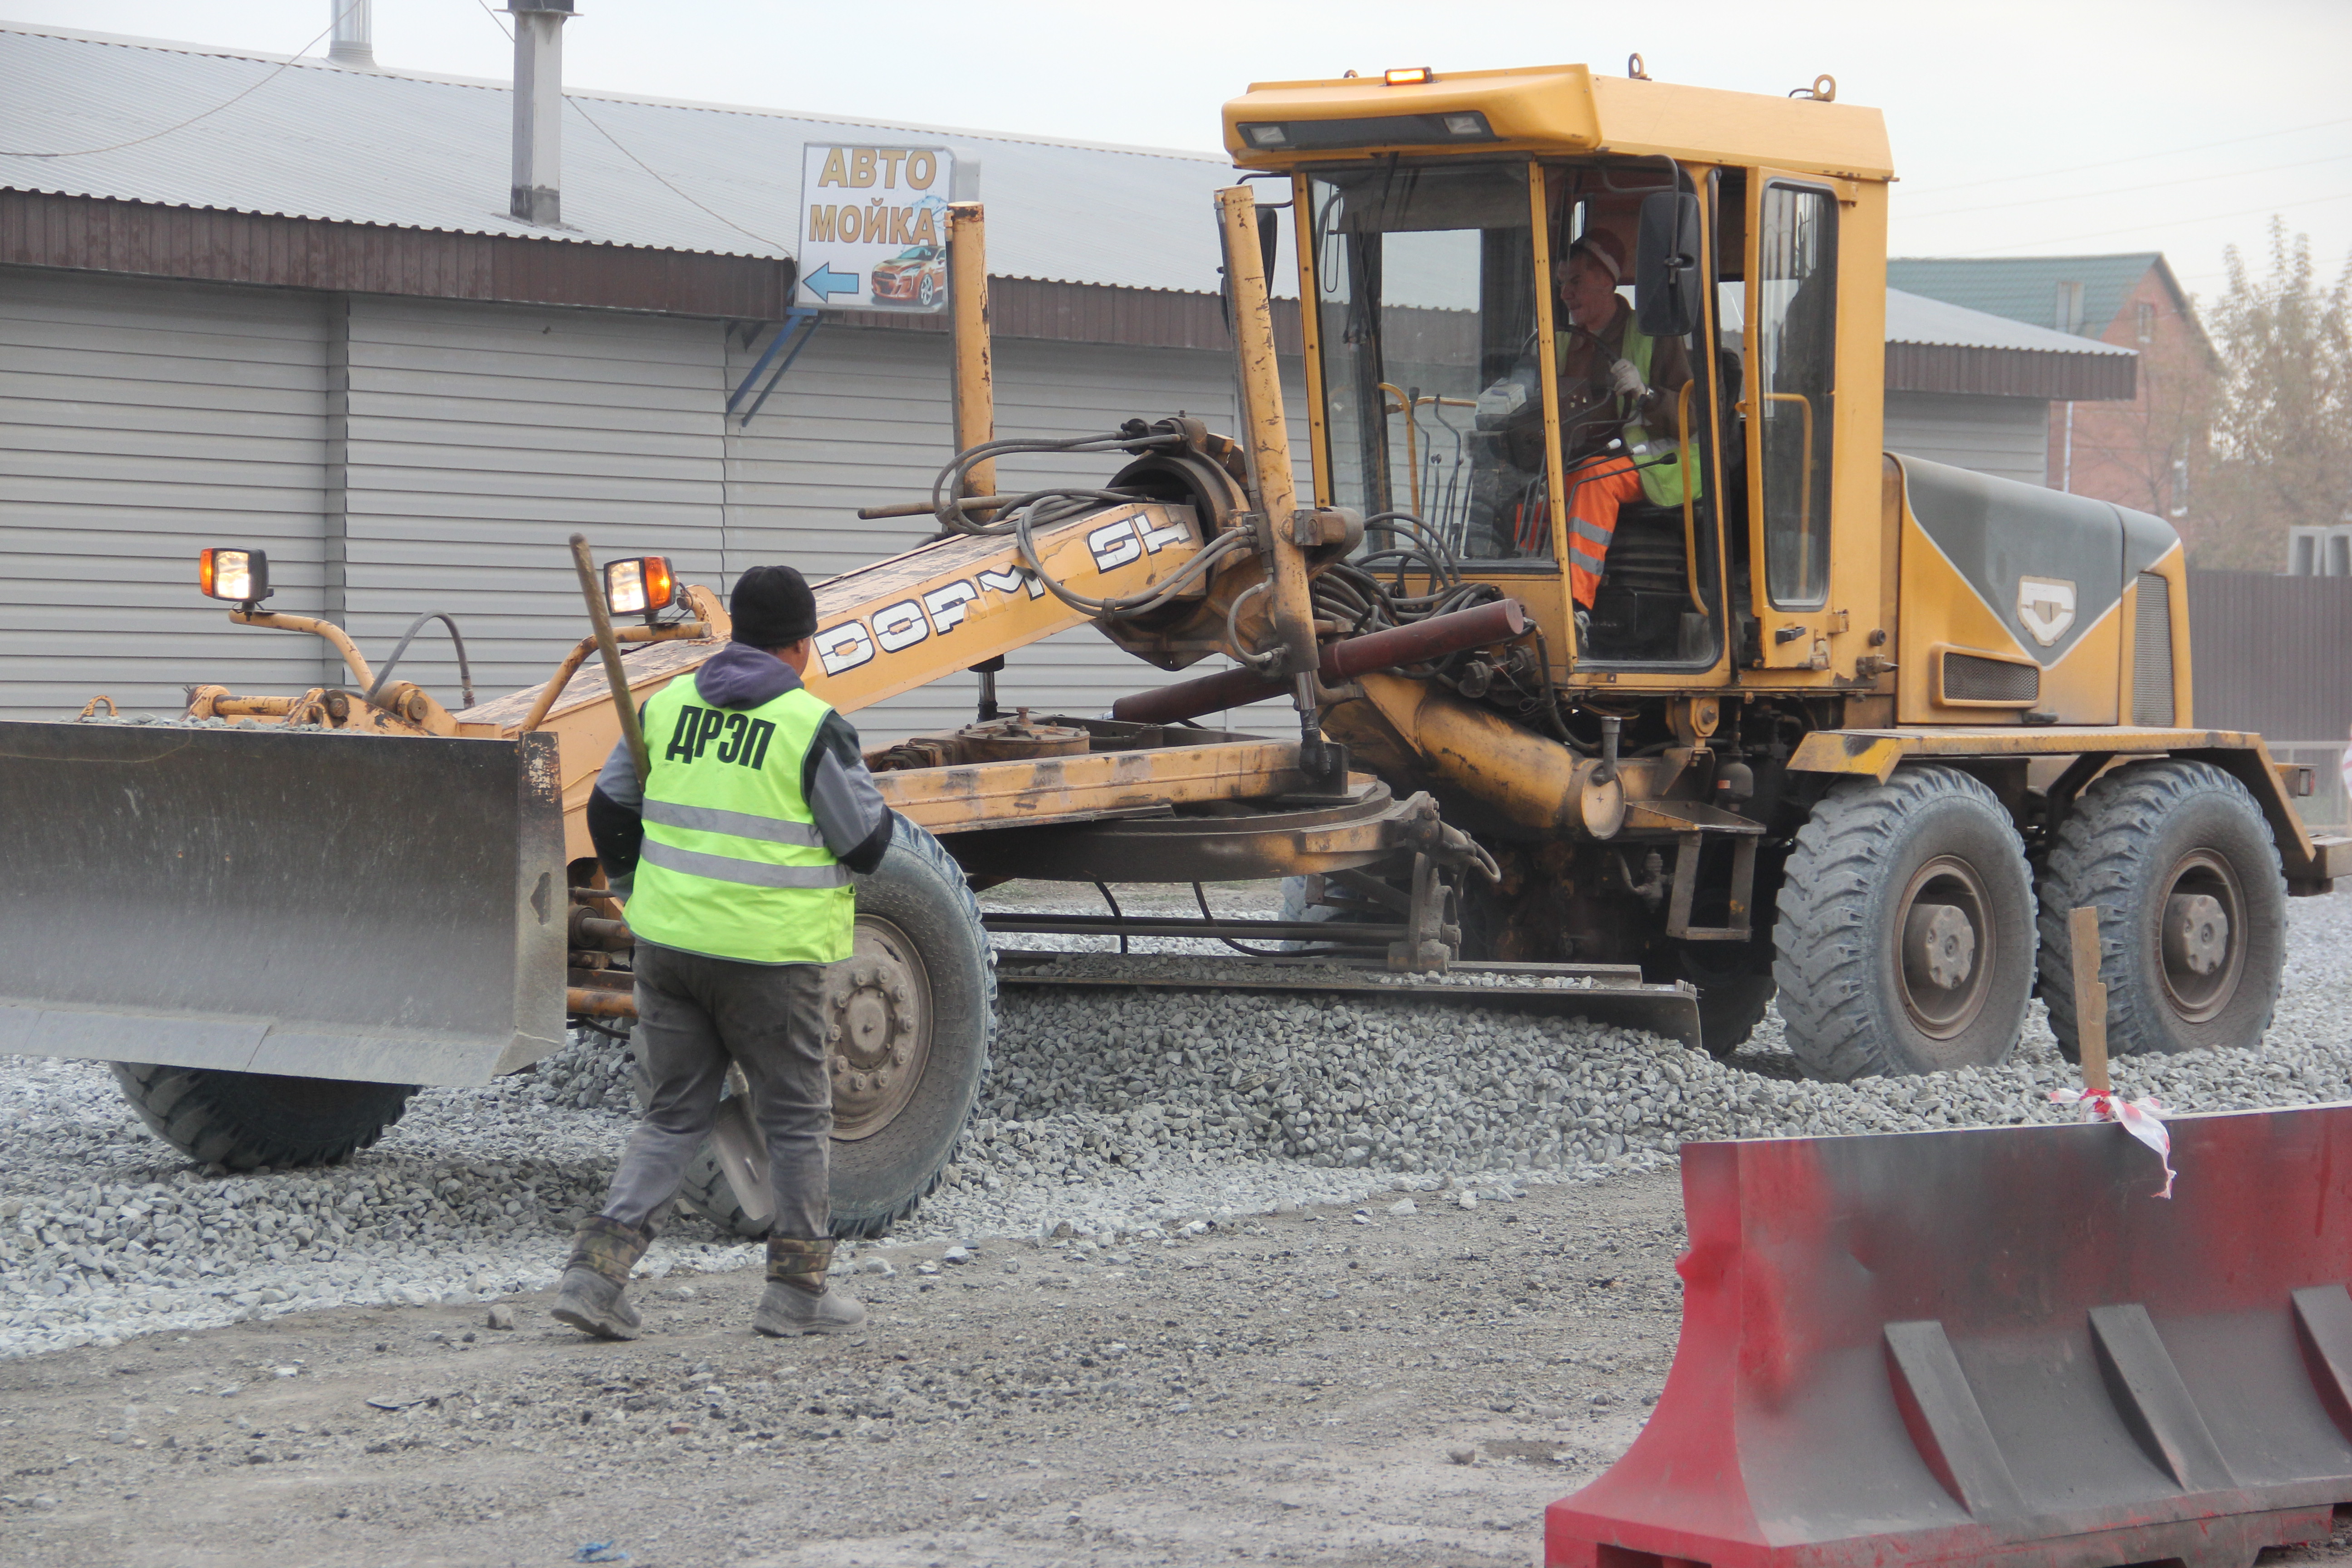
[2,886,2347,1361]
[5,1180,2351,1568]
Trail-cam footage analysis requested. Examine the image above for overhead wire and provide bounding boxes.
[1898,115,2352,198]
[1944,190,2352,256]
[1900,151,2352,223]
[0,0,364,158]
[467,0,791,253]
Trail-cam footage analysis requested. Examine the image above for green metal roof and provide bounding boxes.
[1886,255,2163,340]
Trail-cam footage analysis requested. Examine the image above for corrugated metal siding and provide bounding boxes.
[2188,570,2352,747]
[0,268,327,719]
[339,296,726,702]
[1882,341,2135,402]
[0,268,1316,741]
[1884,392,2050,490]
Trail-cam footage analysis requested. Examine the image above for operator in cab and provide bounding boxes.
[1552,229,1695,630]
[552,565,893,1343]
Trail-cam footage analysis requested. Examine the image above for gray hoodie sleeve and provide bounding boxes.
[595,737,643,808]
[804,710,895,873]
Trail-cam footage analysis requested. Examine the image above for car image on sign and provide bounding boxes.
[870,245,945,307]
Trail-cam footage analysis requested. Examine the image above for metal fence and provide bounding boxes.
[2188,570,2352,832]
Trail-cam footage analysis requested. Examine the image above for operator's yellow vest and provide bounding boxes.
[1556,318,1704,508]
[1622,322,1703,509]
[622,676,854,966]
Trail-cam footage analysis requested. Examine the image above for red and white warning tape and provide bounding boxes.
[2049,1087,2176,1198]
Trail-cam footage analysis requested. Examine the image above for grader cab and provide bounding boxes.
[2,61,2342,1239]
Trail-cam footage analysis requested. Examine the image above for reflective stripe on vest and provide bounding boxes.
[621,675,855,965]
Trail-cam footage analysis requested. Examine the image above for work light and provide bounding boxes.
[603,556,676,620]
[198,548,270,604]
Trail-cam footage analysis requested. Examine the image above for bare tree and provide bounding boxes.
[2194,220,2352,569]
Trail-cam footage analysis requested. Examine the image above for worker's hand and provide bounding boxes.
[1609,359,1648,400]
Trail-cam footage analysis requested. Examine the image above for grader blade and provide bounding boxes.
[0,721,568,1086]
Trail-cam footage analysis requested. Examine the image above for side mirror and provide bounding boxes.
[1635,191,1703,339]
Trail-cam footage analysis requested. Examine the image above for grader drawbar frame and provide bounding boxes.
[0,720,568,1086]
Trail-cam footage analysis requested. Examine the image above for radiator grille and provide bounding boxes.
[1942,651,2040,704]
[2132,572,2176,725]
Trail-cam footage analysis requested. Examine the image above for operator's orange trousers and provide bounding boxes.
[1519,454,1644,606]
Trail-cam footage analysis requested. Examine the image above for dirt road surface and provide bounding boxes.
[1,1177,1685,1567]
[8,1173,2350,1568]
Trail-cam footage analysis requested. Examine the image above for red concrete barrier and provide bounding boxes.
[1546,1103,2352,1568]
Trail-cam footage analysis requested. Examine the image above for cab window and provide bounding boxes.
[1309,162,1540,564]
[1753,183,1837,608]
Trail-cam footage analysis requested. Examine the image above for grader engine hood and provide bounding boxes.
[1893,455,2189,727]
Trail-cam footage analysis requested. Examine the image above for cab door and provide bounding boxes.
[1744,176,1853,671]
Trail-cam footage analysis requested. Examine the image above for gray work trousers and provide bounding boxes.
[598,941,833,1241]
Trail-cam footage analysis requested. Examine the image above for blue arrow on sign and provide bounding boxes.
[801,262,860,302]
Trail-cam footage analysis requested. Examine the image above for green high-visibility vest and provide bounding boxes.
[1621,321,1703,509]
[1557,315,1704,508]
[622,676,854,965]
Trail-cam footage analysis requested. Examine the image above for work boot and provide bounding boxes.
[551,1215,650,1341]
[753,1237,866,1338]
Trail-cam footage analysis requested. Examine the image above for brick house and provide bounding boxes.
[1889,255,2215,527]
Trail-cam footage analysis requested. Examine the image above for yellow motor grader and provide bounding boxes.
[3,62,2340,1237]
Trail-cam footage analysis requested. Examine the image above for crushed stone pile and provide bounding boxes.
[3,890,2347,1357]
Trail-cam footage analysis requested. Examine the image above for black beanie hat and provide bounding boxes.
[730,565,817,649]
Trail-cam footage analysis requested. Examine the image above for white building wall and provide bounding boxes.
[1883,391,2051,490]
[339,297,727,703]
[0,268,1312,740]
[0,269,328,720]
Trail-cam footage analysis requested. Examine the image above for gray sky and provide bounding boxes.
[9,0,2349,305]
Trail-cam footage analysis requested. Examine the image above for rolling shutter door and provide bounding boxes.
[0,269,328,720]
[342,298,726,708]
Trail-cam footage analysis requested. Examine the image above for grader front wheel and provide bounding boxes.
[1773,766,2037,1080]
[674,814,994,1241]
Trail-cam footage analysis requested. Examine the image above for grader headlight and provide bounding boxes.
[198,547,270,604]
[603,555,676,620]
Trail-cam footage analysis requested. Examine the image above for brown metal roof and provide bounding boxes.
[1,188,797,318]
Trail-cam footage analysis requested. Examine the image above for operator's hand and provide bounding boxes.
[1609,359,1649,401]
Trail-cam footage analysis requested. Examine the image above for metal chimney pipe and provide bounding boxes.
[327,0,374,67]
[507,0,575,226]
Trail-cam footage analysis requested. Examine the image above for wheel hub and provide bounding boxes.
[823,916,932,1142]
[2157,851,2247,1022]
[2163,892,2229,977]
[1903,902,1977,991]
[1893,856,1996,1041]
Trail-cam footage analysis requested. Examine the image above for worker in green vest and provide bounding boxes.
[554,564,895,1341]
[1548,228,1696,622]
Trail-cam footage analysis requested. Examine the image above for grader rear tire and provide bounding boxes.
[111,1063,416,1169]
[2037,760,2286,1059]
[670,814,994,1241]
[1773,766,2036,1080]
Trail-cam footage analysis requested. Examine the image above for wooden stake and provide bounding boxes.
[2069,905,2110,1093]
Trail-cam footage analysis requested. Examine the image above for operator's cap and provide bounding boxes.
[1568,229,1627,284]
[731,564,818,648]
